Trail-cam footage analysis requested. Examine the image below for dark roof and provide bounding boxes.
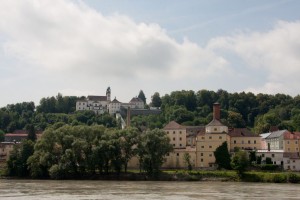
[266,130,288,139]
[284,131,300,140]
[229,128,259,137]
[206,119,224,126]
[111,98,121,103]
[87,95,107,101]
[130,97,143,103]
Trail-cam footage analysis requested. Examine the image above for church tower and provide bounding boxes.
[106,87,111,101]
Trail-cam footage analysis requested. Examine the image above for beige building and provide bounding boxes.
[229,128,261,151]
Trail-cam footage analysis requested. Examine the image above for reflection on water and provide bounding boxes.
[0,179,300,200]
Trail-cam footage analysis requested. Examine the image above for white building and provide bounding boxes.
[76,87,145,115]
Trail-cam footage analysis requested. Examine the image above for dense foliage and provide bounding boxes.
[7,125,172,179]
[1,89,300,134]
[214,142,231,170]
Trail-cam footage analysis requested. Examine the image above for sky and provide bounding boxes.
[0,0,300,107]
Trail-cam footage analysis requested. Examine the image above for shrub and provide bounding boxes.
[272,174,287,183]
[288,173,300,183]
[260,164,279,171]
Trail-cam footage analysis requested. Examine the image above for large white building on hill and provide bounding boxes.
[76,87,145,115]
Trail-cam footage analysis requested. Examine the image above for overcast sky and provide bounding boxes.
[0,0,300,107]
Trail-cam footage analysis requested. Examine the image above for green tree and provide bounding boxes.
[7,139,35,177]
[26,124,37,141]
[231,150,249,177]
[183,153,192,170]
[138,90,147,105]
[151,92,162,107]
[214,141,231,169]
[137,129,173,176]
[0,129,4,142]
[227,111,246,128]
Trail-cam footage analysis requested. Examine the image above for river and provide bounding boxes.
[0,180,299,200]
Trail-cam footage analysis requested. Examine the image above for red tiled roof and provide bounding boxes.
[284,131,300,140]
[163,121,184,130]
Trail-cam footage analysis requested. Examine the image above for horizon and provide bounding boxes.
[1,0,300,107]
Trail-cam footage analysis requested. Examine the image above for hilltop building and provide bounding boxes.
[76,87,145,115]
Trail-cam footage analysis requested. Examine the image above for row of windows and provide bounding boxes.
[233,140,257,144]
[286,141,298,144]
[167,131,183,134]
[172,144,183,147]
[173,137,182,141]
[201,136,223,140]
[200,153,213,157]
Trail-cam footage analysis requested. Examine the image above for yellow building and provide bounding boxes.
[229,128,261,151]
[196,103,230,168]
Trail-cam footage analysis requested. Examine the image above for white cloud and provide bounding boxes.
[207,20,300,95]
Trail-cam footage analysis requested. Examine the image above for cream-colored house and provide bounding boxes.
[229,128,261,151]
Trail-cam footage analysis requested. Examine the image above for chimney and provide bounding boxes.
[213,103,220,121]
[127,107,131,127]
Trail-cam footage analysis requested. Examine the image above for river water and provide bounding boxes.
[0,179,299,200]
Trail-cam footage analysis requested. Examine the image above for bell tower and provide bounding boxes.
[106,87,111,101]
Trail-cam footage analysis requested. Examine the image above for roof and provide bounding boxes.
[111,98,121,103]
[266,130,288,139]
[229,128,260,137]
[206,119,224,127]
[130,97,143,103]
[284,131,300,140]
[87,95,107,101]
[260,133,271,139]
[163,121,184,130]
[283,152,300,159]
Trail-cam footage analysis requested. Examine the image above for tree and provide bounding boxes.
[7,139,35,177]
[138,90,147,105]
[231,150,249,177]
[227,111,246,128]
[214,141,231,169]
[0,129,4,142]
[137,129,173,176]
[151,92,162,107]
[26,124,37,141]
[183,153,192,170]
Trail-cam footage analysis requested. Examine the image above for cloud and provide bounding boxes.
[207,20,300,95]
[0,0,228,82]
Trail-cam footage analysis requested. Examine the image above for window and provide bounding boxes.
[234,140,236,144]
[272,154,275,158]
[254,140,256,144]
[214,128,217,131]
[201,159,203,162]
[262,154,265,157]
[209,154,212,157]
[173,138,175,141]
[166,153,169,156]
[242,141,244,144]
[167,131,169,134]
[179,137,182,141]
[177,153,179,156]
[179,131,182,134]
[173,144,175,147]
[201,153,203,156]
[173,131,175,134]
[296,141,298,144]
[202,137,205,140]
[209,136,212,139]
[209,146,212,148]
[219,136,222,139]
[79,103,81,105]
[287,141,290,144]
[180,144,182,147]
[248,140,250,144]
[201,146,204,148]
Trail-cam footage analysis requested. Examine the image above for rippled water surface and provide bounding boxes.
[1,179,300,200]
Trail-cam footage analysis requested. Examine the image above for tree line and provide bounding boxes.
[1,89,300,135]
[7,125,172,179]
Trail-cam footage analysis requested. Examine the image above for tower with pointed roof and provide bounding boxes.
[106,87,111,101]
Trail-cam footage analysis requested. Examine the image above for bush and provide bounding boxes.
[272,174,287,183]
[260,164,279,171]
[288,173,300,183]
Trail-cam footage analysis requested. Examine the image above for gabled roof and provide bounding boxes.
[260,133,271,139]
[266,130,288,139]
[206,119,224,127]
[87,95,107,101]
[130,97,143,103]
[163,121,184,130]
[111,98,121,103]
[229,128,259,137]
